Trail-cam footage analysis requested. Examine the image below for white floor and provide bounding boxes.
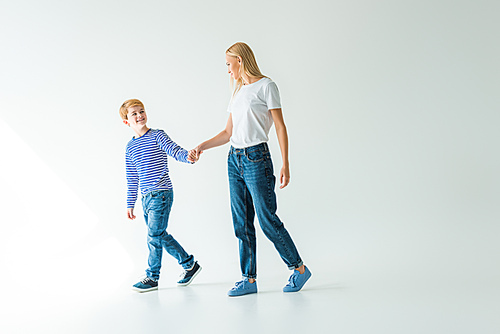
[3,266,499,334]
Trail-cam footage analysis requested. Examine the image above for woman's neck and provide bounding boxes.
[243,75,262,85]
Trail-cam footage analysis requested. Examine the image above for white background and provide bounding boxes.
[1,0,499,333]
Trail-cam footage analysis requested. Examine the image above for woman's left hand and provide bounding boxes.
[279,165,290,189]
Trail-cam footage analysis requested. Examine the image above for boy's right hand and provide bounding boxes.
[188,148,202,163]
[127,208,136,220]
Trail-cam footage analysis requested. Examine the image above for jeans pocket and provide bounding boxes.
[246,149,264,163]
[149,195,165,211]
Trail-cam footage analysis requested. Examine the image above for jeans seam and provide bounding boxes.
[243,182,253,278]
[274,215,293,265]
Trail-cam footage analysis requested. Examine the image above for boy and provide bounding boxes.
[119,98,201,292]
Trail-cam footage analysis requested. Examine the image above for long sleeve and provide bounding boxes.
[125,150,139,208]
[154,130,191,164]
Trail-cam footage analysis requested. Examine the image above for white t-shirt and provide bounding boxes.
[228,77,281,148]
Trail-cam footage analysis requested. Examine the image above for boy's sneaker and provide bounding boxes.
[177,261,202,286]
[227,278,257,297]
[132,277,158,292]
[283,266,312,292]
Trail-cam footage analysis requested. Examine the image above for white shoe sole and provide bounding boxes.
[132,286,158,293]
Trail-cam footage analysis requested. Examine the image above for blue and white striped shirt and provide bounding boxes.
[125,129,190,208]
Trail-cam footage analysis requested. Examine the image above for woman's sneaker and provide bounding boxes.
[283,266,312,292]
[132,277,158,292]
[227,278,258,297]
[177,261,202,286]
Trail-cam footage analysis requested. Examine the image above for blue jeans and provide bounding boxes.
[142,190,194,280]
[228,142,303,279]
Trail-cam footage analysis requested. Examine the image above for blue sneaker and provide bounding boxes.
[177,261,202,286]
[132,277,158,292]
[283,266,312,292]
[227,278,258,297]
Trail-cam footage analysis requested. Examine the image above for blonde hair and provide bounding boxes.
[226,42,266,95]
[119,99,144,120]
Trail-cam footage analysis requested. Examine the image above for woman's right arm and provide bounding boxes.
[194,114,233,159]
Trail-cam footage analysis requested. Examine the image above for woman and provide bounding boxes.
[191,42,311,296]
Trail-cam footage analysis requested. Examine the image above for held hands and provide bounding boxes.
[187,146,204,163]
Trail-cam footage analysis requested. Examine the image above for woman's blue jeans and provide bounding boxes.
[142,190,194,280]
[228,142,303,279]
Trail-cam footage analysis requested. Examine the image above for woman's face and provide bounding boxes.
[226,54,241,80]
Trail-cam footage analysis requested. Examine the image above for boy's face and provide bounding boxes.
[124,105,148,129]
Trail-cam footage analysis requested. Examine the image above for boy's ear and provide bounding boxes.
[123,119,129,126]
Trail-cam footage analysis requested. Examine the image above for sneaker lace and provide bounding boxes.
[179,262,197,279]
[141,277,153,284]
[179,270,188,279]
[231,280,244,290]
[287,272,299,287]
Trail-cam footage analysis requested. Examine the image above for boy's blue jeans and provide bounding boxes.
[228,143,303,279]
[142,189,194,280]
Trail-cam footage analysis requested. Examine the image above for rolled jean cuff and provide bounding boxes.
[288,260,304,270]
[243,274,257,279]
[180,255,195,270]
